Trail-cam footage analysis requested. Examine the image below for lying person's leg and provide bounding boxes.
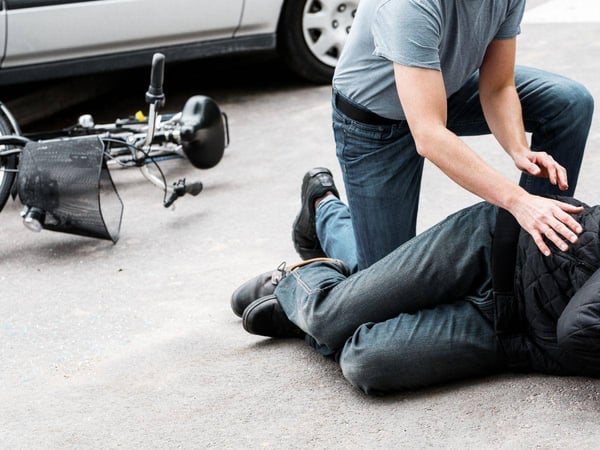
[314,196,358,272]
[338,299,504,394]
[241,258,503,394]
[232,168,357,318]
[249,202,497,354]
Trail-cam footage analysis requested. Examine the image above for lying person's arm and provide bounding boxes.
[557,269,600,376]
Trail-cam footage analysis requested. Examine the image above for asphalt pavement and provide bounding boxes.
[2,0,600,448]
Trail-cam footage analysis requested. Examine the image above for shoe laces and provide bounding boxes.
[271,261,287,285]
[270,257,347,286]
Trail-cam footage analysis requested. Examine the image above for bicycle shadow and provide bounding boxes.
[1,235,115,263]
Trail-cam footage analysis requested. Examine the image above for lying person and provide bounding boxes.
[231,168,600,395]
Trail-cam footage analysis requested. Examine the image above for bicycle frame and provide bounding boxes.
[0,53,228,241]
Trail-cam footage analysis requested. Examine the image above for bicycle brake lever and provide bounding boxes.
[163,179,203,208]
[164,179,185,208]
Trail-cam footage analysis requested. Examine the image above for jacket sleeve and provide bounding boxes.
[557,268,600,376]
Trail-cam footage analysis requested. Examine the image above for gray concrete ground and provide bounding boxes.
[2,1,600,448]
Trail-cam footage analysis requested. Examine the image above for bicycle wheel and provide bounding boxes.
[0,108,18,212]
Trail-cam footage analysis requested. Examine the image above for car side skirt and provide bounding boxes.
[0,33,277,85]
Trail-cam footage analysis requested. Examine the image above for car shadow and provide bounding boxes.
[9,52,321,133]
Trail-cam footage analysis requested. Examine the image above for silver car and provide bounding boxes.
[0,0,358,85]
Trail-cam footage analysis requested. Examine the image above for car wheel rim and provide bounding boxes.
[0,159,6,184]
[302,0,358,68]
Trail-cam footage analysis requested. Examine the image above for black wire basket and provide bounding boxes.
[17,136,123,242]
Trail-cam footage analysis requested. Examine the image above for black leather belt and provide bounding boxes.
[334,92,403,126]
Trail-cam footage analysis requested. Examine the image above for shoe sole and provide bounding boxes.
[242,294,304,339]
[242,294,277,335]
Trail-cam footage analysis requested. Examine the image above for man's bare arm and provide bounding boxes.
[393,63,582,255]
[479,38,568,190]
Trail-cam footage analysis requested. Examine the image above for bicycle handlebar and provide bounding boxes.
[145,53,166,106]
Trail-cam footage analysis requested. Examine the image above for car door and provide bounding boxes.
[0,3,6,65]
[2,0,244,68]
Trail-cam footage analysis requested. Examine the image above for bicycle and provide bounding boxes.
[0,53,229,243]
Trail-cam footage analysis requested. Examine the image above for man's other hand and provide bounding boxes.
[513,150,569,191]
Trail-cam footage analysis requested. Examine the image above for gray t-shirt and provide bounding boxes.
[333,0,526,120]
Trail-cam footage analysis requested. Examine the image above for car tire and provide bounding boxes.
[278,0,358,84]
[0,108,18,213]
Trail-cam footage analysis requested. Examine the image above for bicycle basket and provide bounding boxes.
[17,136,123,242]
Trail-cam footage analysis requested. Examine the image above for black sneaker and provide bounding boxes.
[292,168,340,260]
[231,258,349,318]
[242,295,305,339]
[230,262,287,318]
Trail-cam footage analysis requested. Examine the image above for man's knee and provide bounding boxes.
[338,338,397,395]
[552,78,594,121]
[338,325,420,395]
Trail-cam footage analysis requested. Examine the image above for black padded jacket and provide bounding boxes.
[508,198,600,376]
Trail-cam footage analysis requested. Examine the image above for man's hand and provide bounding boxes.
[510,193,584,256]
[513,150,569,191]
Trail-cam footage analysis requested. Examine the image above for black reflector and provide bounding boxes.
[17,136,123,242]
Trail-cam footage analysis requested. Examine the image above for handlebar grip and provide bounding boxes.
[145,53,166,106]
[185,182,203,196]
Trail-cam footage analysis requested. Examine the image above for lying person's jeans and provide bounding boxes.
[315,196,359,272]
[277,201,506,394]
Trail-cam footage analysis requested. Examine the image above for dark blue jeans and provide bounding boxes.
[276,202,506,394]
[333,66,594,270]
